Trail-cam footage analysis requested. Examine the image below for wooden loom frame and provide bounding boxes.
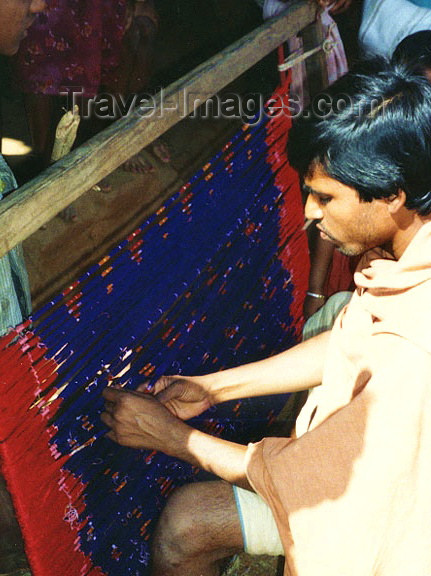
[0,0,325,260]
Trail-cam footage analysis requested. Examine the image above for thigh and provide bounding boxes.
[154,480,245,557]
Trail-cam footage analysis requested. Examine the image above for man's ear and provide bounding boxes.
[385,189,406,214]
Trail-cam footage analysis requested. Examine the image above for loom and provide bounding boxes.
[0,4,323,575]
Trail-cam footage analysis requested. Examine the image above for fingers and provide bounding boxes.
[102,398,115,413]
[101,384,179,451]
[154,380,182,404]
[105,430,117,443]
[152,374,178,395]
[100,408,122,443]
[102,385,148,404]
[101,387,143,432]
[327,0,352,14]
[102,386,125,402]
[154,380,191,418]
[136,381,151,393]
[316,0,351,13]
[101,387,150,448]
[103,423,147,449]
[102,385,166,423]
[100,410,115,428]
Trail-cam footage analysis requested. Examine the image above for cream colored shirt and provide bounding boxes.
[246,222,431,576]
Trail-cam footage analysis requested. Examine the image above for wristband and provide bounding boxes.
[306,291,326,300]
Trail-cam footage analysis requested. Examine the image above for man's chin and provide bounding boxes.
[336,244,365,257]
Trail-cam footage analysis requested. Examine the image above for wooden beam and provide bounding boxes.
[0,0,317,258]
[301,16,328,101]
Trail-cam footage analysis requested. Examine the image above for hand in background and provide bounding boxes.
[317,0,353,14]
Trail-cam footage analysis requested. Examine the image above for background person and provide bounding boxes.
[0,0,46,570]
[0,0,46,336]
[359,0,431,59]
[12,0,161,218]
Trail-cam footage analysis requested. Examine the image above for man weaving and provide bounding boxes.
[102,59,431,576]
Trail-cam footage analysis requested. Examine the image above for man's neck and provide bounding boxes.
[390,214,431,260]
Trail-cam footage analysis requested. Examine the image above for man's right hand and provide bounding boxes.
[143,375,214,420]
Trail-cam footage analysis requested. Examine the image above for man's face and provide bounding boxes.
[304,165,396,257]
[0,0,45,56]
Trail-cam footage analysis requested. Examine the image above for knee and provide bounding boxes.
[151,483,206,568]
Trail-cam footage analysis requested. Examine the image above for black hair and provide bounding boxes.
[392,30,431,76]
[287,59,431,215]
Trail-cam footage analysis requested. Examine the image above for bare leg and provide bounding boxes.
[151,480,244,576]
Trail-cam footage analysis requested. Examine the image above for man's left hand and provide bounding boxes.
[101,386,190,454]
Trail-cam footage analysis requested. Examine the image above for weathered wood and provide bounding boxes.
[302,16,328,100]
[0,0,317,258]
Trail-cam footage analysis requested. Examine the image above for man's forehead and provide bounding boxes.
[303,169,360,199]
[303,166,334,193]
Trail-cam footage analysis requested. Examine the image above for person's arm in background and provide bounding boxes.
[304,225,335,319]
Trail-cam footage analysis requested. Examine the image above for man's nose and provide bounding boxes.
[304,194,323,221]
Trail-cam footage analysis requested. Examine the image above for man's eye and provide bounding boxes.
[318,196,331,205]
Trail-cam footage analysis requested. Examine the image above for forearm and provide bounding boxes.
[104,387,250,488]
[186,429,250,490]
[206,330,330,405]
[140,413,251,489]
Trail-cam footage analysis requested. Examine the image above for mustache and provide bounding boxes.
[319,224,339,244]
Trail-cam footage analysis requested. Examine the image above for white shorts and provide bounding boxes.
[233,485,284,556]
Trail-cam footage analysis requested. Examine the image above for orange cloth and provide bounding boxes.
[246,222,431,576]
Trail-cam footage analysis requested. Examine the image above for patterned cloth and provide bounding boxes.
[0,156,31,335]
[13,0,128,97]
